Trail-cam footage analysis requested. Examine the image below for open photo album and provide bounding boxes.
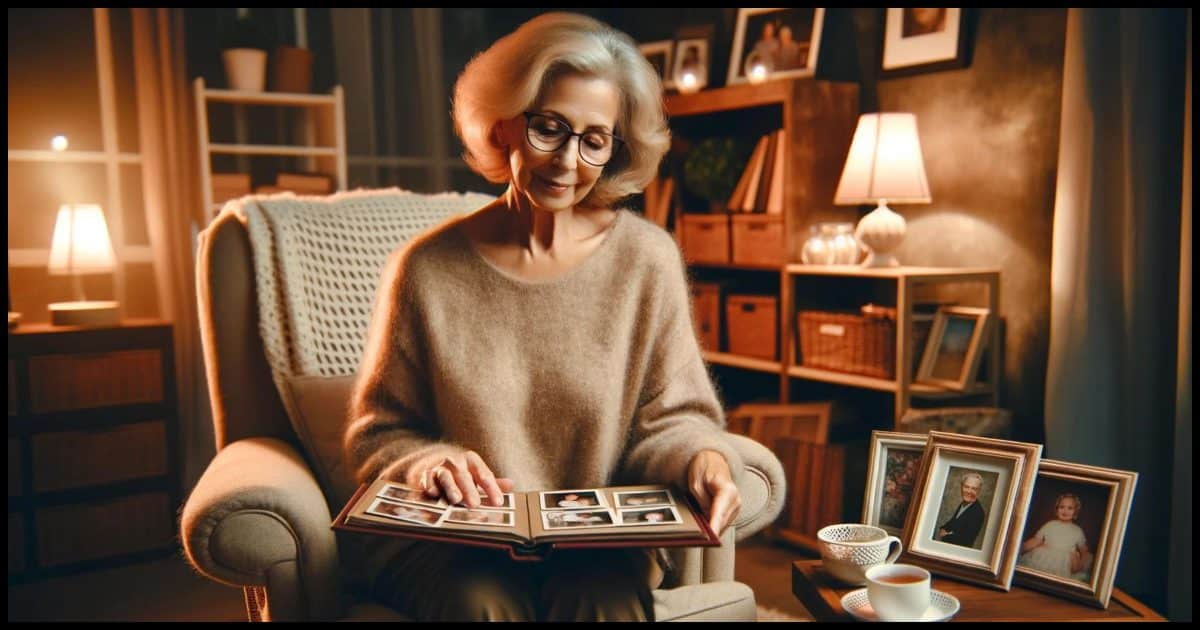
[333,478,719,560]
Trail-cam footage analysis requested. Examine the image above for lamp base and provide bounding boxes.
[854,201,907,269]
[48,301,120,327]
[860,252,901,268]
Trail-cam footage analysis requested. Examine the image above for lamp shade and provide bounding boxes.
[48,204,116,275]
[834,113,931,205]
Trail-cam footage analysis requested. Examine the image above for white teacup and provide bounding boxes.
[865,563,931,621]
[816,523,903,585]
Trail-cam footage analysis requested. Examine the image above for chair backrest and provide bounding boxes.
[196,188,493,506]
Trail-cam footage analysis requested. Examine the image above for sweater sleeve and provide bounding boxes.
[620,241,744,489]
[343,247,464,486]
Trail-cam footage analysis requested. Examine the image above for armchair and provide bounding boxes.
[180,189,786,621]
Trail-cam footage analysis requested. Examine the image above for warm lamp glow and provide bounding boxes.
[47,203,120,326]
[51,135,69,152]
[834,113,931,267]
[745,50,773,85]
[677,70,701,94]
[49,204,117,275]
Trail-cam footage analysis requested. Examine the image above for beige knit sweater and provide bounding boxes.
[344,209,742,500]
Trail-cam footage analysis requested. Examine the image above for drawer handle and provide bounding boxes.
[741,304,757,313]
[748,224,767,231]
[696,224,714,232]
[819,324,846,337]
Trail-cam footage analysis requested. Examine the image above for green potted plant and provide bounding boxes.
[682,136,755,212]
[220,12,268,92]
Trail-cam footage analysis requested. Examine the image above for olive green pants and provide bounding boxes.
[372,542,661,621]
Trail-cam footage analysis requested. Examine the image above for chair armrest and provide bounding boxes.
[726,432,786,542]
[179,437,339,619]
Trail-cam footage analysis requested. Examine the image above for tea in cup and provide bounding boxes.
[816,523,903,585]
[865,564,931,621]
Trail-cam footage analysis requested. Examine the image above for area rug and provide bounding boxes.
[756,605,808,622]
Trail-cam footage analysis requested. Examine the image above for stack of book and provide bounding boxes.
[255,172,334,195]
[725,130,786,214]
[211,173,252,205]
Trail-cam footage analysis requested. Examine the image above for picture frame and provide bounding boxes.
[881,8,972,78]
[671,37,709,92]
[727,7,825,86]
[900,431,1042,591]
[638,40,675,90]
[862,430,929,536]
[916,306,992,391]
[1013,459,1138,609]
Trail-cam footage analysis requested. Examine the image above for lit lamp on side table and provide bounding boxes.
[834,113,931,268]
[47,203,120,326]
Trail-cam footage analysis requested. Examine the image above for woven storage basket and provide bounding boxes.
[797,306,895,378]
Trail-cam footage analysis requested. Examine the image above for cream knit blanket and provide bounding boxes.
[225,188,494,389]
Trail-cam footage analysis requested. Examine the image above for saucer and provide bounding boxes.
[841,588,960,622]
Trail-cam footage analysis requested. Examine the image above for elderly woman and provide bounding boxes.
[343,12,741,621]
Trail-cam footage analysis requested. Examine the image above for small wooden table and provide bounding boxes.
[791,560,1165,622]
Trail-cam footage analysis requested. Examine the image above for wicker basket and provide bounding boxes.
[797,306,895,378]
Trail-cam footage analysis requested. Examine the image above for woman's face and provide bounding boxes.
[498,73,621,212]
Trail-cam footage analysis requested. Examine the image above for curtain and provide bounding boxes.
[131,9,213,493]
[1045,8,1188,617]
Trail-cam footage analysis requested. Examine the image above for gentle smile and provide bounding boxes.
[537,175,572,191]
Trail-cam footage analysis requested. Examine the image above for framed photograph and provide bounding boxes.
[671,37,709,92]
[881,8,971,78]
[862,431,929,536]
[638,40,675,90]
[1014,459,1138,609]
[900,431,1042,590]
[916,306,992,391]
[727,7,826,86]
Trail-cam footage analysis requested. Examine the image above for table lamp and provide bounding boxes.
[47,203,120,326]
[834,113,931,267]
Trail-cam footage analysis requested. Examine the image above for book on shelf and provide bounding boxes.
[727,134,767,212]
[765,129,786,215]
[276,171,333,194]
[751,131,778,213]
[738,134,770,213]
[333,478,719,561]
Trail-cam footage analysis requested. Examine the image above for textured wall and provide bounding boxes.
[861,8,1068,441]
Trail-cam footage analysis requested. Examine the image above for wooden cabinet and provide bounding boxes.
[7,320,179,581]
[785,266,1002,427]
[663,78,859,397]
[194,77,347,220]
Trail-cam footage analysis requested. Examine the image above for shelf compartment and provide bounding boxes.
[202,88,337,107]
[207,143,339,157]
[702,351,782,374]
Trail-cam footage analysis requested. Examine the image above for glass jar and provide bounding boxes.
[828,223,862,265]
[801,224,834,265]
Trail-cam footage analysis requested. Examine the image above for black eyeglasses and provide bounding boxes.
[522,112,625,167]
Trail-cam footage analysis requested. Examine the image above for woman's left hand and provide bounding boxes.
[688,450,741,537]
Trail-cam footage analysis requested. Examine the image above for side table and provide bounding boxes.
[791,560,1164,622]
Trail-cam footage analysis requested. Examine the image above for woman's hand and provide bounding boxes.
[405,450,514,508]
[688,449,741,537]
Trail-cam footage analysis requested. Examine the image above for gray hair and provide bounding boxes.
[962,472,984,487]
[452,12,670,209]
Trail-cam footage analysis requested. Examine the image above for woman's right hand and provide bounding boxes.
[410,450,514,508]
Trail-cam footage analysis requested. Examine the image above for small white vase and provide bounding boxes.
[222,48,267,92]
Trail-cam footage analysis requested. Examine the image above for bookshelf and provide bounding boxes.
[193,77,347,219]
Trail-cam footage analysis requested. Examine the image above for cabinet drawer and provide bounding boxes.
[32,421,167,492]
[731,214,785,266]
[8,439,20,497]
[690,283,722,351]
[36,491,172,567]
[9,514,24,574]
[28,350,163,413]
[680,214,730,264]
[726,294,778,360]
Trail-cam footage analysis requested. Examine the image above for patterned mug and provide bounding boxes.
[816,523,903,585]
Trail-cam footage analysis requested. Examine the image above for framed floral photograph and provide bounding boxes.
[1014,459,1138,609]
[638,39,675,90]
[916,306,992,391]
[727,7,825,86]
[671,37,709,93]
[900,431,1042,591]
[881,8,971,78]
[862,430,928,536]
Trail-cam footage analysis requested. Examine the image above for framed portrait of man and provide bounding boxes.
[881,8,973,78]
[900,431,1041,591]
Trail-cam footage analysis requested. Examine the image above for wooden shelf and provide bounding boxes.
[785,264,1001,280]
[786,365,993,397]
[701,350,782,374]
[201,87,337,107]
[688,262,784,272]
[207,143,339,157]
[664,80,794,117]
